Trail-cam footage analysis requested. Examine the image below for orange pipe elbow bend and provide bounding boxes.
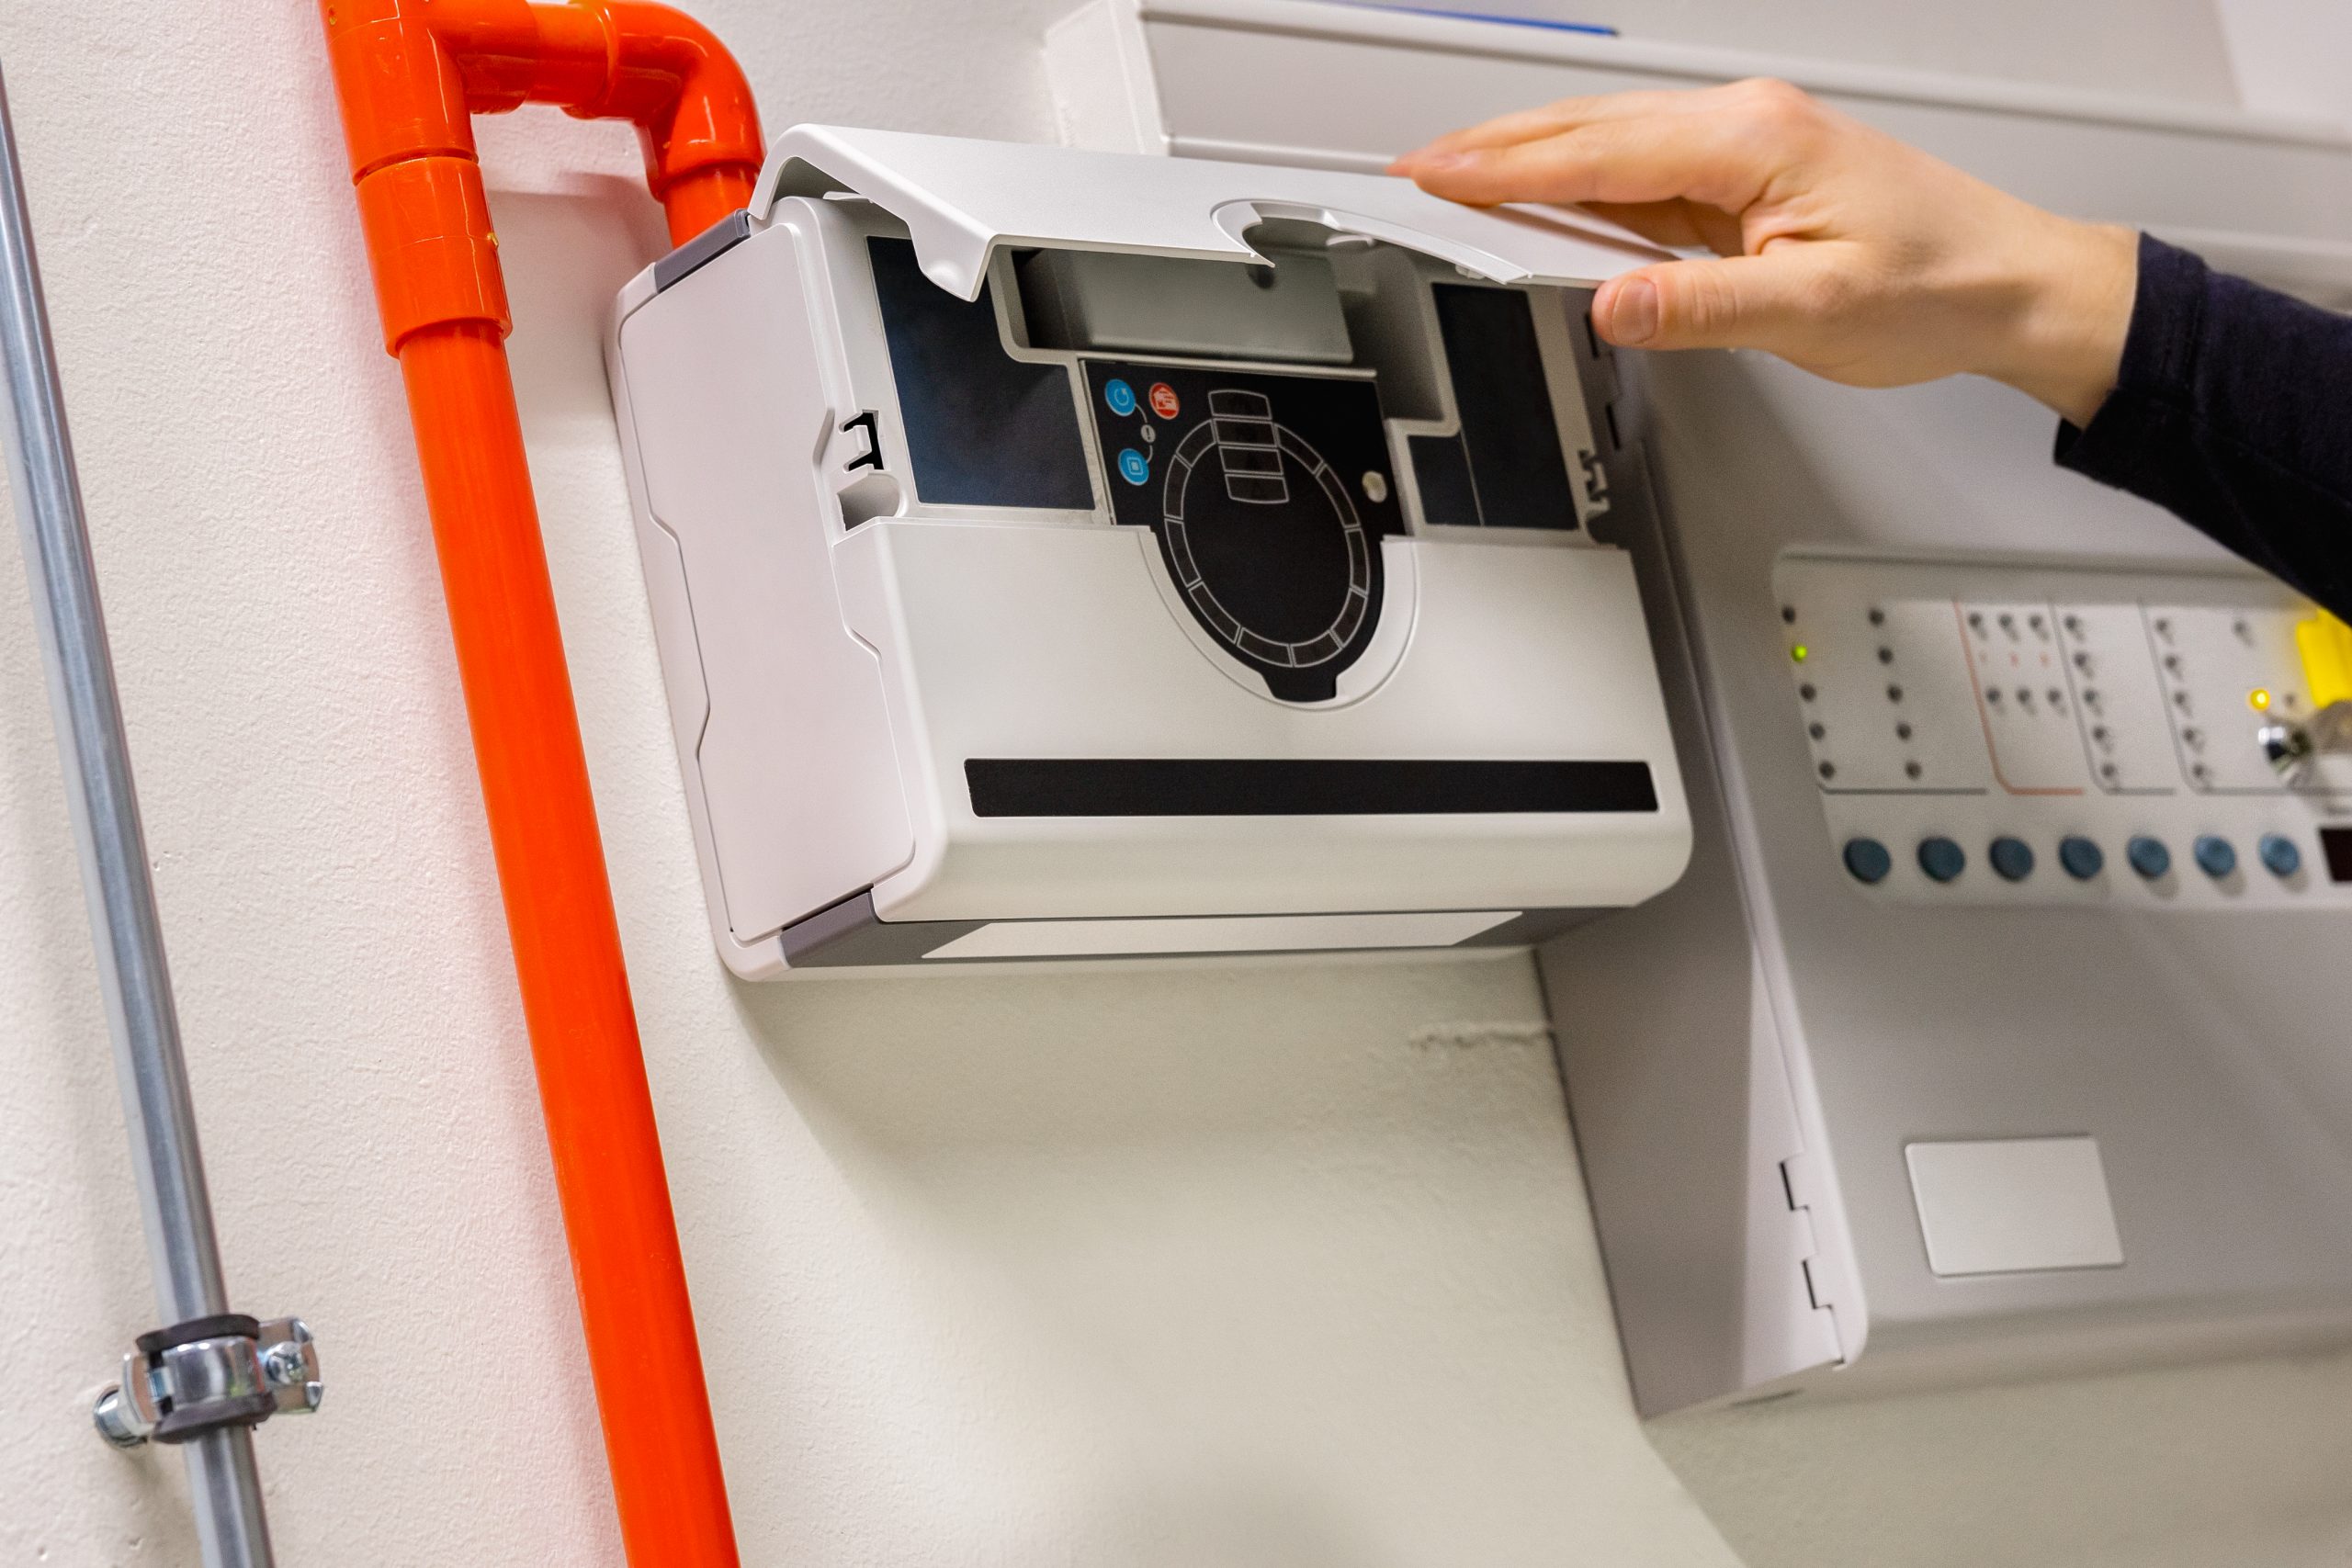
[316,3,762,1564]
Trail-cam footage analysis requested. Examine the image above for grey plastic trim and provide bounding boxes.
[653,209,754,293]
[775,891,1600,969]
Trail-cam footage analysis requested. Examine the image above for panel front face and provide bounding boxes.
[1776,554,2352,909]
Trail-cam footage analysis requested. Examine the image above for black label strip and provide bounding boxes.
[966,759,1657,818]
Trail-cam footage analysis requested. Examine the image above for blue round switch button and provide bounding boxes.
[1842,837,1893,885]
[2259,832,2302,878]
[1115,447,1151,486]
[2193,834,2237,879]
[1103,378,1138,416]
[2058,836,2105,881]
[1988,836,2035,882]
[2126,835,2171,880]
[1917,836,1966,884]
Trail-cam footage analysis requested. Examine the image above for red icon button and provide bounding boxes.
[1148,382,1181,419]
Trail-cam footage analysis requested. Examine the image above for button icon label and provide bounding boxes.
[1116,447,1150,486]
[1104,378,1138,416]
[1148,381,1180,419]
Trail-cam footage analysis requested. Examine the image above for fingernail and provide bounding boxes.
[1609,277,1659,345]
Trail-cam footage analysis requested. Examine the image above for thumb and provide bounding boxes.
[1592,252,1822,355]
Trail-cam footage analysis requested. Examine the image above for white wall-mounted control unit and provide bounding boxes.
[1031,0,2352,1419]
[607,125,1691,975]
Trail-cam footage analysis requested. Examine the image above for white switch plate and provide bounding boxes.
[1906,1136,2125,1277]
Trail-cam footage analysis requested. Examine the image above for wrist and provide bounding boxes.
[1988,219,2138,427]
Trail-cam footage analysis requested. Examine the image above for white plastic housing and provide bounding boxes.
[607,126,1691,975]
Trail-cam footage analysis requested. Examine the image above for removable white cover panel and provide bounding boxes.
[923,909,1516,960]
[757,122,1668,300]
[1906,1137,2126,1277]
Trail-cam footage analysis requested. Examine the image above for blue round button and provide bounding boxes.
[2259,832,2301,878]
[1842,837,1893,885]
[1103,378,1138,416]
[1115,447,1150,486]
[1917,836,1966,884]
[2058,836,2105,881]
[2126,835,2171,880]
[1988,836,2035,882]
[2193,834,2237,879]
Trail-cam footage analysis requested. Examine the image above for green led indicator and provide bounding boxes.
[1791,644,1810,663]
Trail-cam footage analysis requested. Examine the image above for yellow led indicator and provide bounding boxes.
[1791,644,1810,663]
[2250,687,2272,712]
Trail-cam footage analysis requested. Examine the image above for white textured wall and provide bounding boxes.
[2,4,2349,1567]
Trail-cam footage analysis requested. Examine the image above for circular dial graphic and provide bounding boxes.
[1159,389,1375,701]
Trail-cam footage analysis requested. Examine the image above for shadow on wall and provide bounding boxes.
[727,954,1581,1308]
[492,181,670,434]
[718,957,1688,1564]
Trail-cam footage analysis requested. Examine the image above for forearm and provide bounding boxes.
[2056,235,2352,620]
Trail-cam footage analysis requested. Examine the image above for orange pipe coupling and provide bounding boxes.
[315,4,761,1563]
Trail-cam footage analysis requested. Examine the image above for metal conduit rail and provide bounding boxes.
[0,63,318,1568]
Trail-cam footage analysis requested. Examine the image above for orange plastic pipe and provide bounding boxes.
[315,4,761,1563]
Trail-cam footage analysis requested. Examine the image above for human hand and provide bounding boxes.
[1391,79,2136,425]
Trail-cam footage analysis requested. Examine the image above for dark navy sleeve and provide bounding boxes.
[2056,232,2352,619]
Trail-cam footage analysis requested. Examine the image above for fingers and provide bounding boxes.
[1393,87,1714,165]
[1591,249,1846,356]
[1394,79,1838,233]
[1398,109,1792,215]
[1393,77,1816,172]
[1580,198,1746,257]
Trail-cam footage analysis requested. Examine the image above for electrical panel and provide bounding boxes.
[607,126,1691,975]
[1542,351,2352,1415]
